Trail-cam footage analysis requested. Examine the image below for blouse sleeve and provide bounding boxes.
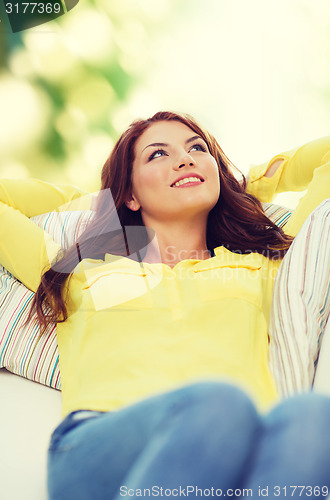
[0,178,89,217]
[246,136,330,236]
[0,200,61,292]
[283,149,330,236]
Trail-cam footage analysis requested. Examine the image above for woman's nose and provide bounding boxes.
[176,152,196,169]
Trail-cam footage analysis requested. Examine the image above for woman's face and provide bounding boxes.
[127,120,220,226]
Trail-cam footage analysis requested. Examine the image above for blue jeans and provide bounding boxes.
[48,382,330,499]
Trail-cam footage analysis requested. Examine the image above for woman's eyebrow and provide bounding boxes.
[186,135,203,144]
[142,135,203,152]
[142,142,168,152]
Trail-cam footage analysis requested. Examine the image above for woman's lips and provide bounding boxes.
[171,176,204,188]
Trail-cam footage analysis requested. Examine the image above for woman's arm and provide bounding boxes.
[0,201,60,292]
[246,136,330,202]
[283,149,330,236]
[246,136,330,236]
[0,178,89,218]
[0,178,89,291]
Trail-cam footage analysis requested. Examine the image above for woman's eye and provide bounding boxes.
[148,149,167,161]
[190,143,207,152]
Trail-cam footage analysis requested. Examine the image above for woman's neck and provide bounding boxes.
[142,217,211,267]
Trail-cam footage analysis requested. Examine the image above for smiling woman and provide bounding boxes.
[0,111,330,499]
[31,111,294,326]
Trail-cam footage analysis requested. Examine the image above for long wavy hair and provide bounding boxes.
[30,111,293,329]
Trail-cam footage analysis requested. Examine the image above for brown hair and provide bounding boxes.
[30,111,293,329]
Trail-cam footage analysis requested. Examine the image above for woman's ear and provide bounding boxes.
[125,193,141,212]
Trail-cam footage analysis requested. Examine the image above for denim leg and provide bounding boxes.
[243,393,330,498]
[47,381,261,500]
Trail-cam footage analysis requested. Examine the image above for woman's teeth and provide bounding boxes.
[172,177,203,187]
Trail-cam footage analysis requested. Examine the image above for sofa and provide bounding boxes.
[0,368,62,500]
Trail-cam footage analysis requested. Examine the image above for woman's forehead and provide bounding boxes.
[135,121,197,154]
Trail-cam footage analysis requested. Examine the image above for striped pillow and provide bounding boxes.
[262,202,292,228]
[0,210,94,390]
[0,204,292,390]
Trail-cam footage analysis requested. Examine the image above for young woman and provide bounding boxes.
[0,112,330,499]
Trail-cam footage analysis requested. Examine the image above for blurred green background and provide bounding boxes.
[0,0,330,202]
